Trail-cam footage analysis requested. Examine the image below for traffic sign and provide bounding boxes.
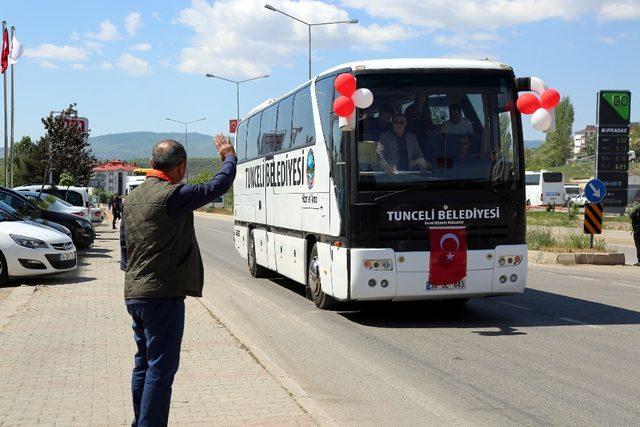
[583,203,603,235]
[584,179,606,203]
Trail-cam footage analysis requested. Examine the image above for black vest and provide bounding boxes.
[124,177,204,299]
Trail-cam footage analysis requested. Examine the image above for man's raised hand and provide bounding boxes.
[214,133,236,160]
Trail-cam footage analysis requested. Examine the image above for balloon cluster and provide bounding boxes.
[332,73,374,118]
[516,80,560,132]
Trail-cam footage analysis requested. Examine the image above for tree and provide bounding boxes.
[38,104,96,187]
[630,122,640,154]
[13,136,45,186]
[585,133,596,156]
[539,96,574,167]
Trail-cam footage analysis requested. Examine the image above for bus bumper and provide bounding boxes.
[349,245,527,301]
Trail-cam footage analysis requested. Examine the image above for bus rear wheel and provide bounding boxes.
[307,243,335,310]
[248,230,268,278]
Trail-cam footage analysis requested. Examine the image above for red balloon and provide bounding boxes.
[333,96,355,117]
[540,88,560,110]
[334,73,356,97]
[516,93,540,115]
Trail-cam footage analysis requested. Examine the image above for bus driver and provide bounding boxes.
[376,113,430,176]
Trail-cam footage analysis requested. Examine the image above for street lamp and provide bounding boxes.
[205,74,269,123]
[165,117,206,181]
[264,4,358,80]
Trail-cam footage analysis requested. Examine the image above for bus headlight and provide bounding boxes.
[363,259,393,271]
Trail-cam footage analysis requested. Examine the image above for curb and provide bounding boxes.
[196,296,336,427]
[528,250,625,265]
[194,211,233,221]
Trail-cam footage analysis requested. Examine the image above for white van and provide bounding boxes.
[13,185,91,216]
[525,170,564,206]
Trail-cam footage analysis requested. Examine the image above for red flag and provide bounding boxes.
[1,29,8,74]
[428,226,467,286]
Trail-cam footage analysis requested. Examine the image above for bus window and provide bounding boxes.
[542,172,563,183]
[246,113,262,160]
[291,86,315,149]
[259,104,278,155]
[315,76,336,145]
[236,120,248,161]
[525,174,540,185]
[276,95,293,150]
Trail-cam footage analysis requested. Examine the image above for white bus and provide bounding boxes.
[125,176,146,195]
[233,58,532,309]
[525,170,564,206]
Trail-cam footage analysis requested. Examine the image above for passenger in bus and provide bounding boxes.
[363,104,394,141]
[376,114,430,175]
[442,104,473,135]
[454,135,472,165]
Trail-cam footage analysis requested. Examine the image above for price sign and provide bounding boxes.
[595,90,631,209]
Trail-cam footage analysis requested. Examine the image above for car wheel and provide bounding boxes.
[248,229,268,278]
[307,243,335,310]
[0,251,9,286]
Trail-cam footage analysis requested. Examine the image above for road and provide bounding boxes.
[196,214,640,425]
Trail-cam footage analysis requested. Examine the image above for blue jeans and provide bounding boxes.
[127,298,185,427]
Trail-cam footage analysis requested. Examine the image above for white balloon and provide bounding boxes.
[352,88,374,109]
[531,108,552,131]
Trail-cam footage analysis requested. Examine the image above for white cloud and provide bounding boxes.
[598,35,616,43]
[72,63,86,70]
[434,32,500,49]
[130,43,152,52]
[125,12,143,36]
[177,0,414,77]
[599,1,640,20]
[98,61,113,70]
[25,44,89,61]
[152,11,162,21]
[117,53,151,75]
[84,40,104,54]
[88,20,121,41]
[38,60,59,69]
[342,0,640,30]
[70,31,81,41]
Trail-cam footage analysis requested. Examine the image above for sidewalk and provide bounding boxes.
[0,226,320,426]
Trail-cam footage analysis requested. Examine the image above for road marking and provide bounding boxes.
[495,301,534,311]
[565,275,597,281]
[558,317,604,329]
[613,282,640,289]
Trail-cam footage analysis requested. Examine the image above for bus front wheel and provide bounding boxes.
[248,230,268,278]
[307,243,335,310]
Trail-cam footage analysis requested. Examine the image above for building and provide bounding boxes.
[92,160,137,194]
[573,125,597,157]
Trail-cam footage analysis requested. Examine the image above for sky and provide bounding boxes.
[2,0,640,146]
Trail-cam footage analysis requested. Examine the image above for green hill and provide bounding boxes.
[88,131,226,160]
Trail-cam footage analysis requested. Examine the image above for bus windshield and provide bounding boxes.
[356,73,519,190]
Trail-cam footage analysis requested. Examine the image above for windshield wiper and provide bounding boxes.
[374,184,432,202]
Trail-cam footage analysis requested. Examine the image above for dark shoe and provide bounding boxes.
[634,262,640,266]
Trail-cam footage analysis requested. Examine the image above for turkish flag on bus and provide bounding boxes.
[428,226,467,286]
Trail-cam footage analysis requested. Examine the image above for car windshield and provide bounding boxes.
[0,192,37,218]
[0,208,16,221]
[356,73,519,190]
[0,200,23,219]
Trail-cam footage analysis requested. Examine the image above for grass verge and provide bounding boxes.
[527,229,606,253]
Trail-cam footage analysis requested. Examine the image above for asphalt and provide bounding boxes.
[196,214,640,425]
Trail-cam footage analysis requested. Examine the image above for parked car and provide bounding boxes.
[0,187,94,249]
[13,185,91,216]
[88,202,104,224]
[0,209,76,285]
[0,200,72,239]
[17,191,89,219]
[569,193,589,207]
[564,185,581,207]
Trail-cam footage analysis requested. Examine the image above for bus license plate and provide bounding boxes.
[60,252,76,261]
[426,279,466,290]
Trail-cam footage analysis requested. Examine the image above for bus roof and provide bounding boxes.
[243,58,512,120]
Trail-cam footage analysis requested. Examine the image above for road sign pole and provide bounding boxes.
[590,234,594,249]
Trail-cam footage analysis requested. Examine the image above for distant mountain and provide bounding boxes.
[525,140,544,149]
[88,131,221,160]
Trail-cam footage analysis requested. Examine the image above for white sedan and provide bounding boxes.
[0,210,76,285]
[569,193,589,207]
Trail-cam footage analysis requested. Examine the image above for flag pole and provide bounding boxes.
[2,21,7,186]
[9,25,14,188]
